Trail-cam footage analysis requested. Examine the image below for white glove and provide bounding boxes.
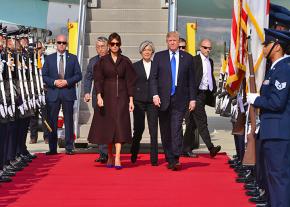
[18,104,25,115]
[7,105,13,117]
[35,99,41,108]
[247,93,259,104]
[23,101,28,111]
[41,95,46,105]
[0,104,6,118]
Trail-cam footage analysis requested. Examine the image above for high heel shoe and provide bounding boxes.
[115,165,123,170]
[106,164,114,168]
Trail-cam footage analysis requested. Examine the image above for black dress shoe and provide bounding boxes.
[0,175,12,182]
[228,157,239,164]
[171,162,181,171]
[45,151,58,155]
[236,174,255,183]
[181,151,198,158]
[20,155,32,163]
[26,153,37,159]
[131,153,137,163]
[256,202,270,207]
[151,162,158,166]
[244,182,258,190]
[209,145,221,157]
[5,164,22,172]
[246,188,260,197]
[65,150,75,155]
[249,194,267,204]
[95,156,108,163]
[2,170,16,177]
[99,156,108,163]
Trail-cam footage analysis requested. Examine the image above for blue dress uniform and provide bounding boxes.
[251,29,290,207]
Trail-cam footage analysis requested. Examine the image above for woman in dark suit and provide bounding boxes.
[88,33,136,169]
[130,41,159,166]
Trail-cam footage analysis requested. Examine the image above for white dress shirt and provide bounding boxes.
[199,53,212,90]
[57,51,66,74]
[143,60,151,79]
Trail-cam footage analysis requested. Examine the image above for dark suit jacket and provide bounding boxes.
[150,50,196,111]
[133,59,152,102]
[194,54,217,107]
[83,55,99,108]
[42,51,82,102]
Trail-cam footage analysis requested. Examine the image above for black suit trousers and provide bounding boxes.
[17,117,31,155]
[193,91,214,150]
[0,123,9,170]
[30,106,50,141]
[182,110,197,152]
[159,95,185,164]
[131,101,158,163]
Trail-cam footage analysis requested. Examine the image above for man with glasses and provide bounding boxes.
[83,36,108,163]
[42,34,82,155]
[178,38,186,51]
[184,38,221,158]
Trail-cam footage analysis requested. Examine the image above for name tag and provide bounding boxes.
[263,80,270,85]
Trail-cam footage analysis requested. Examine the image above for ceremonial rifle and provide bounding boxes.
[37,48,46,105]
[232,78,246,135]
[0,53,8,117]
[243,37,256,165]
[16,48,28,115]
[21,52,33,110]
[33,48,42,107]
[7,51,15,116]
[28,52,37,109]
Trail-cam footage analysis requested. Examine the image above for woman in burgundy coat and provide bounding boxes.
[88,33,136,169]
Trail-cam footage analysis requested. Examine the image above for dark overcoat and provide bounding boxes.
[88,54,136,144]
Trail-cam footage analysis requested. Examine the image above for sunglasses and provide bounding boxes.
[57,41,67,45]
[201,46,212,50]
[37,47,42,50]
[110,42,120,47]
[179,46,186,49]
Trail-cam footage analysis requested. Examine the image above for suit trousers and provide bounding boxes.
[0,123,9,170]
[6,121,20,162]
[30,107,50,141]
[234,134,245,162]
[91,107,107,157]
[131,101,158,163]
[47,98,74,152]
[262,139,290,207]
[182,110,197,152]
[17,117,31,155]
[193,91,214,150]
[159,95,186,164]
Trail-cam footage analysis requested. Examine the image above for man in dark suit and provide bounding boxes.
[130,40,158,166]
[150,31,196,171]
[42,34,82,155]
[183,39,221,158]
[83,36,108,163]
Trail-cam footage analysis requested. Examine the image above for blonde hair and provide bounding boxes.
[166,31,180,40]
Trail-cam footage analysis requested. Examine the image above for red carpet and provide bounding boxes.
[0,153,254,207]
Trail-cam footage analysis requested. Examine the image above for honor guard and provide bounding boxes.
[247,29,290,207]
[270,3,290,31]
[0,27,13,183]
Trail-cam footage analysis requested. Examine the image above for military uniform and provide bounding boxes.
[248,29,290,207]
